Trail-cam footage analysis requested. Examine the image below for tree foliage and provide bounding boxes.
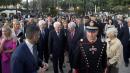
[0,0,22,6]
[106,0,130,13]
[21,0,130,14]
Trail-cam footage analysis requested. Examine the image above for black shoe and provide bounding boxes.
[125,63,129,67]
[45,68,49,71]
[60,69,64,73]
[68,70,72,73]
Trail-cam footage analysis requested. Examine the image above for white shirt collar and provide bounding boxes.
[25,39,34,54]
[129,27,130,34]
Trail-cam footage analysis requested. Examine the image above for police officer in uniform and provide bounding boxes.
[72,20,107,73]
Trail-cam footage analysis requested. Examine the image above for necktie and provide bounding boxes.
[120,24,123,28]
[71,32,74,39]
[41,30,45,38]
[33,45,37,62]
[57,31,60,37]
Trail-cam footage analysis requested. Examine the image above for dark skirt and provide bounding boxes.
[107,65,119,73]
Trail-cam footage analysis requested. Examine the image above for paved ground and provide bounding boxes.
[119,58,130,73]
[44,55,70,73]
[45,61,70,73]
[43,55,130,73]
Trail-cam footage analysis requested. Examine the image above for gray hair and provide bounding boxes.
[68,22,76,29]
[38,20,46,26]
[53,22,61,29]
[126,17,130,22]
[106,27,118,37]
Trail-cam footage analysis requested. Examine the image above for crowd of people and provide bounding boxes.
[0,13,130,73]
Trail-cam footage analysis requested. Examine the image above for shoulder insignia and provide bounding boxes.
[80,39,83,42]
[80,39,84,48]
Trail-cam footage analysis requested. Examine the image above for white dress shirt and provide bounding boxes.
[11,29,17,39]
[25,39,34,55]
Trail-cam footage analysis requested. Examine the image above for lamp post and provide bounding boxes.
[26,0,29,13]
[95,4,97,13]
[83,0,86,15]
[128,7,130,17]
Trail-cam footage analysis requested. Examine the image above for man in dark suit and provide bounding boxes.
[46,15,54,32]
[11,25,48,73]
[127,18,130,66]
[75,17,84,38]
[115,19,129,66]
[0,28,1,73]
[67,22,82,73]
[38,20,49,63]
[48,22,65,73]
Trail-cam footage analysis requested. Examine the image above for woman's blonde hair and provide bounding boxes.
[2,25,12,37]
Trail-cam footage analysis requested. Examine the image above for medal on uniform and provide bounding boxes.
[89,46,97,54]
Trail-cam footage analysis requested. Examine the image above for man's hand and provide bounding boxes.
[72,69,77,73]
[43,63,49,70]
[107,61,110,66]
[38,67,46,73]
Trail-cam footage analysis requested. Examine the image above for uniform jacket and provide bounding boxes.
[73,38,107,73]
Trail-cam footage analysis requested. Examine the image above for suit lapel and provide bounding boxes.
[55,31,60,39]
[24,42,38,66]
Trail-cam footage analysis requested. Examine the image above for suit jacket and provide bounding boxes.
[67,29,82,53]
[11,42,41,73]
[61,28,68,49]
[48,30,65,57]
[97,21,106,38]
[73,38,107,73]
[76,24,84,38]
[116,23,129,48]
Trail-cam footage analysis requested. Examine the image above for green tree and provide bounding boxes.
[0,0,22,6]
[106,0,130,13]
